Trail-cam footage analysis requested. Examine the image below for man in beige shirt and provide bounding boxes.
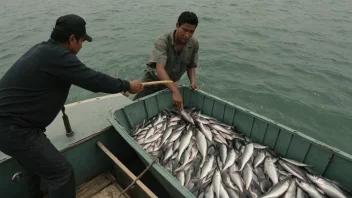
[133,11,199,109]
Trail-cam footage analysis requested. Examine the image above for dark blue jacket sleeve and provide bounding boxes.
[42,51,130,93]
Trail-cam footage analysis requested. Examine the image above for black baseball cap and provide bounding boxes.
[54,14,92,42]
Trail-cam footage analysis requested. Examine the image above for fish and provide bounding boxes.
[278,160,310,183]
[177,129,193,162]
[204,185,214,198]
[220,144,227,165]
[177,171,185,186]
[196,121,213,142]
[297,186,309,198]
[259,177,292,198]
[238,143,254,171]
[264,157,279,185]
[196,129,208,167]
[219,183,230,198]
[201,155,215,179]
[213,169,221,198]
[280,157,312,167]
[283,179,297,198]
[243,163,253,190]
[253,143,267,149]
[180,109,195,125]
[253,150,266,168]
[222,172,239,191]
[229,171,244,192]
[306,174,349,198]
[295,179,327,198]
[225,187,240,198]
[222,148,236,172]
[131,108,350,198]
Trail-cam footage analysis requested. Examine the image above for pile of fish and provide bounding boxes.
[131,107,350,198]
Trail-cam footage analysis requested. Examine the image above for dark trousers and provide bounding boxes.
[0,125,76,198]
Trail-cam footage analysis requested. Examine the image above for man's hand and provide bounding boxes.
[173,90,183,110]
[191,82,198,90]
[128,80,143,94]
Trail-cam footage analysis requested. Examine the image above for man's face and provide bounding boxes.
[68,35,84,55]
[176,23,196,44]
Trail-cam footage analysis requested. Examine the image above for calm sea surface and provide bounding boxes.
[0,0,352,154]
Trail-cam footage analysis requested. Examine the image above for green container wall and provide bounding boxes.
[109,86,352,197]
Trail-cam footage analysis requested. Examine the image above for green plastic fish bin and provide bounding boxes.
[108,86,352,197]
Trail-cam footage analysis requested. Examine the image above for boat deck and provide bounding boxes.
[0,93,132,163]
[44,171,131,198]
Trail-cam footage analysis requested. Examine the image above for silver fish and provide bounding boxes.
[280,157,311,167]
[180,109,195,125]
[260,177,291,198]
[197,121,213,142]
[198,117,211,125]
[204,185,214,198]
[217,156,224,171]
[278,160,309,183]
[132,109,348,198]
[229,171,244,192]
[196,129,208,167]
[219,183,230,198]
[295,179,327,198]
[174,144,193,173]
[144,126,156,140]
[214,134,228,145]
[283,179,297,198]
[212,169,221,198]
[209,124,232,135]
[238,143,254,171]
[243,163,253,190]
[174,124,186,132]
[229,163,239,172]
[170,116,181,122]
[185,167,194,187]
[158,127,174,147]
[187,144,199,164]
[220,144,227,165]
[253,150,266,168]
[222,172,239,191]
[225,187,240,198]
[177,171,185,186]
[264,157,279,185]
[171,151,178,160]
[306,174,349,198]
[177,129,193,162]
[297,186,309,198]
[168,129,183,143]
[163,145,174,163]
[144,132,163,144]
[222,148,237,172]
[253,143,267,149]
[173,139,181,151]
[201,155,215,179]
[197,191,204,198]
[154,122,164,130]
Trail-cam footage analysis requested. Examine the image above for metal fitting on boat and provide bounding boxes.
[12,172,24,182]
[61,106,75,137]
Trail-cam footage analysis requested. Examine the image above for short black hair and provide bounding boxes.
[50,26,84,43]
[178,11,198,27]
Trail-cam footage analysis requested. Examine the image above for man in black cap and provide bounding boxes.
[0,14,142,198]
